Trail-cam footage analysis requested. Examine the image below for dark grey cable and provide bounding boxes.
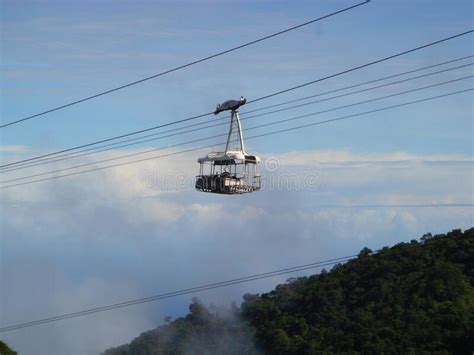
[2,59,471,173]
[0,255,358,332]
[1,30,471,169]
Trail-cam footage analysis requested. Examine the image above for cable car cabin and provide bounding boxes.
[196,96,261,195]
[196,151,260,194]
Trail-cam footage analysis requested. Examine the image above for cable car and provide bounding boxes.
[196,96,261,194]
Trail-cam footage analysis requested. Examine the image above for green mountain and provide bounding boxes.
[103,228,474,354]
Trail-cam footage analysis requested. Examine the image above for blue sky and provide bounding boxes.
[1,0,473,153]
[0,1,473,354]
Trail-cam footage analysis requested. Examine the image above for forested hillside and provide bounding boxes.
[103,228,474,354]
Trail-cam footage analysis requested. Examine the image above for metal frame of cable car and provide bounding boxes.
[196,97,261,194]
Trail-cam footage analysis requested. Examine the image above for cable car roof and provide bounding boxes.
[198,151,260,164]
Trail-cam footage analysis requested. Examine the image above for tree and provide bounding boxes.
[0,341,17,355]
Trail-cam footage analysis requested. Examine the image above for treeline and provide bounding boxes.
[103,228,474,354]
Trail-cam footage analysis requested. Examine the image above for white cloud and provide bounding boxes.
[274,149,473,166]
[0,145,30,153]
[1,146,472,226]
